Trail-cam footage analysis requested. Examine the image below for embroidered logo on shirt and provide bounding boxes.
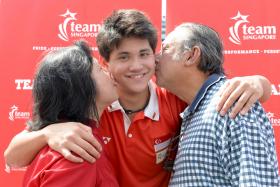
[102,136,111,144]
[154,135,171,164]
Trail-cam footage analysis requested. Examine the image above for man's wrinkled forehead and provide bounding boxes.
[160,33,174,51]
[162,30,184,50]
[164,28,193,45]
[163,31,176,46]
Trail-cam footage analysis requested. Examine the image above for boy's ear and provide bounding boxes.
[99,56,109,69]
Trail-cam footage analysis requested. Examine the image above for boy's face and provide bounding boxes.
[108,37,155,95]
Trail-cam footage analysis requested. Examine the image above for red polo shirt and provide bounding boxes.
[99,82,186,187]
[23,122,119,187]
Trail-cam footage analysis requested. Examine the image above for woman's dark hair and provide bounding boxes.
[29,40,99,131]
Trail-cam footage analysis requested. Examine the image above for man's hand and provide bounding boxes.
[216,75,271,118]
[42,122,102,163]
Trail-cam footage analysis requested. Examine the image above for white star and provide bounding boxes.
[240,15,249,22]
[231,11,249,22]
[60,9,77,20]
[11,105,18,110]
[231,11,242,20]
[266,112,274,118]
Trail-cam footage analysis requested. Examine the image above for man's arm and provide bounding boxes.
[217,75,271,118]
[4,123,102,168]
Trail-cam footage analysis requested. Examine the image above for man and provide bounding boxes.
[4,10,272,187]
[156,22,279,186]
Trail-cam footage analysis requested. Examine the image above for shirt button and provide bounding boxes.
[128,133,133,138]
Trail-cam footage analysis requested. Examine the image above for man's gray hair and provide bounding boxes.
[175,23,224,75]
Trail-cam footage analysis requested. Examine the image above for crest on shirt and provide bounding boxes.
[154,135,171,164]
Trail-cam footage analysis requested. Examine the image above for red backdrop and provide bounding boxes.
[0,0,279,186]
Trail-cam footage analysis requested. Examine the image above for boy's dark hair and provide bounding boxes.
[96,9,158,61]
[29,40,99,130]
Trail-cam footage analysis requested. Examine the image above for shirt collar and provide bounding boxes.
[108,81,160,121]
[188,73,225,114]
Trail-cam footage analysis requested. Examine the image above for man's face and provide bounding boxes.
[155,32,183,89]
[108,37,155,95]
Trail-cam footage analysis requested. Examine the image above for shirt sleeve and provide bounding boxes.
[40,158,97,187]
[219,107,279,186]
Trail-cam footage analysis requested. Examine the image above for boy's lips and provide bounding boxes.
[126,72,147,79]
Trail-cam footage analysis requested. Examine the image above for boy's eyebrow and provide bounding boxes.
[116,51,129,56]
[140,48,152,53]
[117,48,152,55]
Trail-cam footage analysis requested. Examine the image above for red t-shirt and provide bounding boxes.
[99,83,186,187]
[23,122,119,187]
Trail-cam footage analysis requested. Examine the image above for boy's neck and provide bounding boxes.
[118,86,150,113]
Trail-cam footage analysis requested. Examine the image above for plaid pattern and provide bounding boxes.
[169,74,280,187]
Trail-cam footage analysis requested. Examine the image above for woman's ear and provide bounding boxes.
[183,46,201,66]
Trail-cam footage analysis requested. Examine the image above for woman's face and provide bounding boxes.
[92,62,119,109]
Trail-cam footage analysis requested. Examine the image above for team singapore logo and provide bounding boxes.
[271,84,280,96]
[9,105,30,121]
[229,11,277,45]
[58,9,101,42]
[266,112,280,126]
[15,79,33,90]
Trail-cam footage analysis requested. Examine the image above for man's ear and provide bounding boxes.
[183,46,201,66]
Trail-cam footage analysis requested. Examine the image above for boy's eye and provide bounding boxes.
[118,55,129,61]
[140,52,152,58]
[141,52,149,56]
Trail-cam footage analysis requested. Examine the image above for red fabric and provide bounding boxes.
[23,122,119,187]
[99,85,186,187]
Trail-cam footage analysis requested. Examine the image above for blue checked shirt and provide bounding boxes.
[169,74,280,187]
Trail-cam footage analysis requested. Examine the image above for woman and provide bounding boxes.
[22,40,119,187]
